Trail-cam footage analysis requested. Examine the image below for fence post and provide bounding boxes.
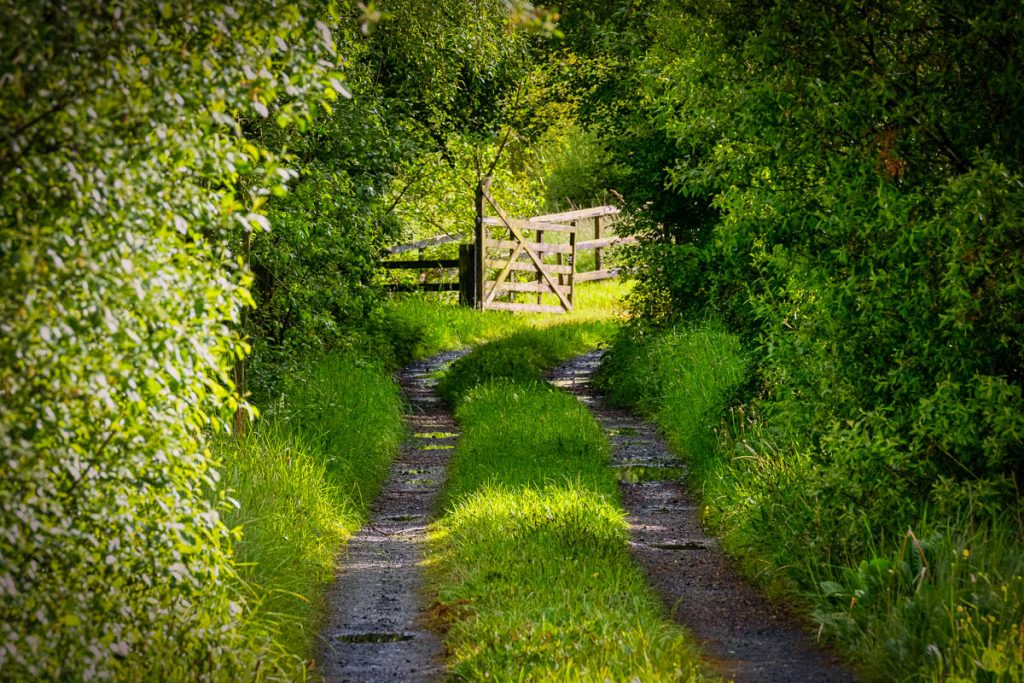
[535,229,545,305]
[475,177,491,309]
[594,215,603,272]
[568,227,577,310]
[458,243,476,307]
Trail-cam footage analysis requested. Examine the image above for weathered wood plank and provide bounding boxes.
[380,259,459,269]
[484,239,526,306]
[387,233,464,255]
[530,206,620,223]
[576,235,638,251]
[386,282,461,292]
[459,243,476,307]
[575,267,623,282]
[487,239,574,254]
[482,216,577,233]
[485,259,573,275]
[476,179,490,308]
[568,229,577,306]
[483,301,569,314]
[488,281,570,295]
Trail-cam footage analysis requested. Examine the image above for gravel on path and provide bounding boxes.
[315,350,468,682]
[550,350,857,683]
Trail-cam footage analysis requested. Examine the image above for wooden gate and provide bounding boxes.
[381,177,631,311]
[473,178,624,314]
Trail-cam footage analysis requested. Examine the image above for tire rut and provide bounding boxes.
[315,350,468,682]
[549,350,857,683]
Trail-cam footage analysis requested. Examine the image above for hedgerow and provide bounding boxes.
[0,2,340,678]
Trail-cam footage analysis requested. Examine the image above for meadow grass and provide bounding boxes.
[430,380,710,681]
[597,323,1024,681]
[212,353,405,672]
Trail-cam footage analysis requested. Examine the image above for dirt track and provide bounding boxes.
[550,350,857,683]
[315,350,467,682]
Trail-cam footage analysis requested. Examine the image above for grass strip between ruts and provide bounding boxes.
[427,377,712,681]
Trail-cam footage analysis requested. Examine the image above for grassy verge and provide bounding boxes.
[212,353,405,676]
[597,324,1024,681]
[427,330,711,681]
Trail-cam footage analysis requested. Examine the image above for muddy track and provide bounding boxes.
[550,350,857,683]
[315,350,468,682]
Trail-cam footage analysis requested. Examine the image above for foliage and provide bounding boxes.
[0,1,339,677]
[609,0,1024,511]
[534,122,617,211]
[431,379,707,681]
[246,84,405,366]
[213,352,404,667]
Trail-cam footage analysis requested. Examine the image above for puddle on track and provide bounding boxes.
[649,541,713,551]
[335,632,415,644]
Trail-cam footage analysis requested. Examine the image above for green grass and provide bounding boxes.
[214,279,630,675]
[379,278,630,362]
[597,323,1024,682]
[436,323,613,405]
[429,380,710,681]
[212,353,405,676]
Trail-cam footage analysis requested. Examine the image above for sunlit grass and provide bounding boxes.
[212,353,405,673]
[379,278,630,361]
[429,380,710,681]
[435,323,612,406]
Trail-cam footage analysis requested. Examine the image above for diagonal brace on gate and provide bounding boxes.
[482,192,574,311]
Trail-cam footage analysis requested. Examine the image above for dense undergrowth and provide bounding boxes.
[429,328,708,680]
[597,324,1024,681]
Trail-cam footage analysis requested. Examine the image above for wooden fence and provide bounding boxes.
[380,177,635,313]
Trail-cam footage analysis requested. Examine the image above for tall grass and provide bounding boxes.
[598,323,1024,681]
[212,353,405,674]
[430,379,710,681]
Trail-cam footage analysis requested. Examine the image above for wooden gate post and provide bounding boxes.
[474,177,491,309]
[458,242,476,307]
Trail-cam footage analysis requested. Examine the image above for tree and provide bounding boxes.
[593,0,1024,528]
